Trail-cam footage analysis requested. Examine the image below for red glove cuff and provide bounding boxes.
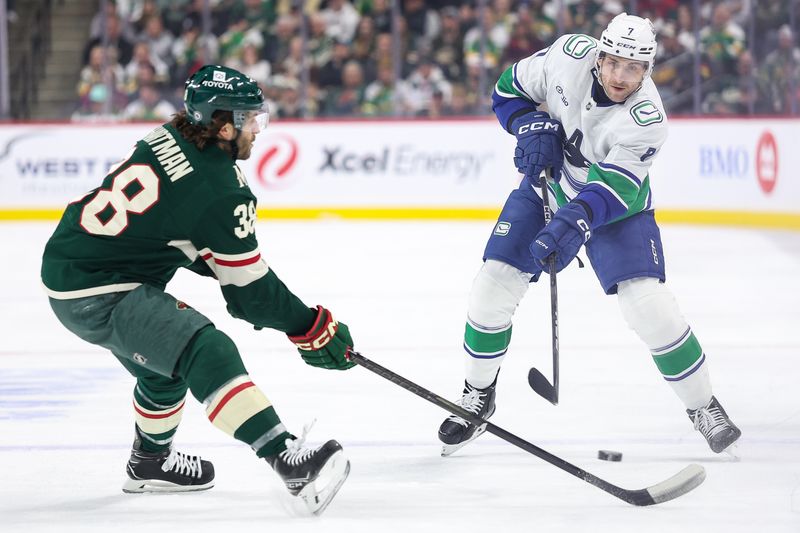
[288,305,339,351]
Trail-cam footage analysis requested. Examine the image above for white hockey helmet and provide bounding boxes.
[597,13,658,78]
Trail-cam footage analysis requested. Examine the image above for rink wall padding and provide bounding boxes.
[0,118,798,230]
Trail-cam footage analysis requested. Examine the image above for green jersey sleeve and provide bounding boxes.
[185,190,313,334]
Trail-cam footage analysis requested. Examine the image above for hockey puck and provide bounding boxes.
[597,450,622,462]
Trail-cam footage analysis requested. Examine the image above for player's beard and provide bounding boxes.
[235,132,255,160]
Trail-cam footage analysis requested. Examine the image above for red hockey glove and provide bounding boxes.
[287,305,355,370]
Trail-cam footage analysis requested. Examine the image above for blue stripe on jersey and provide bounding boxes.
[491,90,537,132]
[464,343,508,360]
[598,162,642,186]
[563,165,587,193]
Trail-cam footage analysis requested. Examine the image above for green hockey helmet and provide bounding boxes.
[183,64,269,133]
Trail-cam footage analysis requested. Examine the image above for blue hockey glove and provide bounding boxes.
[511,111,564,185]
[530,202,592,272]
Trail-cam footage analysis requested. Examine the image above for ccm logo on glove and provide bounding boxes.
[517,121,560,135]
[292,318,338,351]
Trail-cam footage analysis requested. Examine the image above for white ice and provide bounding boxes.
[1,220,798,533]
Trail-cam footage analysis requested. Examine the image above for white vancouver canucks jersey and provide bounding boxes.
[495,34,668,223]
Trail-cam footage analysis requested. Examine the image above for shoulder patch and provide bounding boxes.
[562,35,597,59]
[630,101,664,126]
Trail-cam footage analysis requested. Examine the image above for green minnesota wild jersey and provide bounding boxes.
[42,123,313,334]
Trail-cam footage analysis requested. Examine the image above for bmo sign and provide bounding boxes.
[697,129,779,196]
[755,131,778,195]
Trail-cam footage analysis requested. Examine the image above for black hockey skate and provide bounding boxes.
[687,396,741,454]
[438,379,497,456]
[266,430,350,516]
[122,430,214,493]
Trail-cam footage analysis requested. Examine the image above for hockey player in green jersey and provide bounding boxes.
[42,65,351,515]
[437,14,741,457]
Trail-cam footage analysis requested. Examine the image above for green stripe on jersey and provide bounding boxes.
[587,165,651,221]
[496,66,525,99]
[465,322,512,356]
[651,332,703,377]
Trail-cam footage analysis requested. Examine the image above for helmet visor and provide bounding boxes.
[234,106,270,134]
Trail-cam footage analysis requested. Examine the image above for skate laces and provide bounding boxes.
[279,419,317,466]
[449,385,486,428]
[161,449,203,478]
[691,402,728,439]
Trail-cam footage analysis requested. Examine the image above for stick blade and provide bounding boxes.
[616,464,706,506]
[528,367,558,405]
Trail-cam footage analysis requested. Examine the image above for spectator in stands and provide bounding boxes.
[72,81,127,122]
[78,45,126,102]
[370,0,393,34]
[89,0,134,41]
[362,64,398,117]
[351,16,377,68]
[139,14,175,71]
[230,43,272,89]
[278,36,305,81]
[652,23,695,114]
[321,0,361,44]
[761,25,800,114]
[122,82,177,121]
[399,55,452,116]
[445,83,480,116]
[524,0,557,45]
[171,20,219,88]
[231,0,276,35]
[218,16,265,66]
[308,13,335,70]
[124,42,169,96]
[263,14,298,67]
[432,7,466,82]
[369,32,396,81]
[675,3,697,52]
[463,7,506,74]
[272,75,307,119]
[83,13,135,66]
[703,50,763,115]
[403,0,442,47]
[318,40,353,89]
[322,60,366,116]
[700,2,746,78]
[128,0,161,35]
[501,16,545,69]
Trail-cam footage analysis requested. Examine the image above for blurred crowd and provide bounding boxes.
[72,0,799,122]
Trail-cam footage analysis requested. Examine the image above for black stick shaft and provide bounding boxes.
[539,169,560,404]
[347,350,659,506]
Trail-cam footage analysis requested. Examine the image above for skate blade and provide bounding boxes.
[440,423,488,457]
[122,477,215,494]
[721,442,741,461]
[296,450,351,516]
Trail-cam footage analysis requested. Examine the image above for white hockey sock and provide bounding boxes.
[463,260,531,389]
[617,278,712,410]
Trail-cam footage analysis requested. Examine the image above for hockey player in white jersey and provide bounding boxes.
[438,13,741,456]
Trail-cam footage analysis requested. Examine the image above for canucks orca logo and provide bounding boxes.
[563,35,597,59]
[630,101,664,126]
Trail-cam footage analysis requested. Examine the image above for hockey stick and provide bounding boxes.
[347,350,706,506]
[528,168,560,405]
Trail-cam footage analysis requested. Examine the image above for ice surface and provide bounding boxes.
[1,221,798,532]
